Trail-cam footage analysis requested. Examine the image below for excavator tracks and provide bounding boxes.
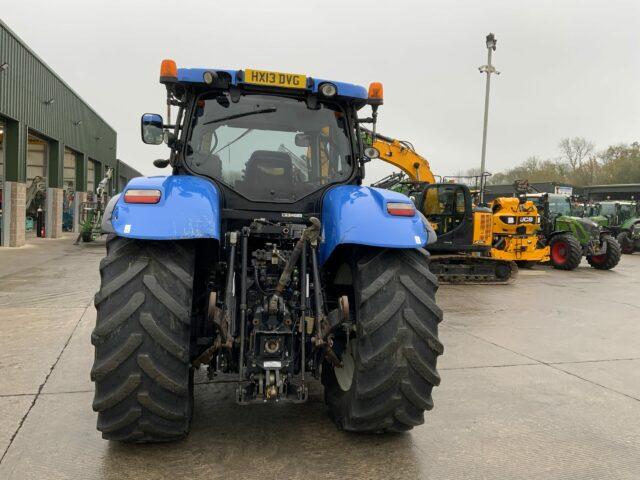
[428,255,518,284]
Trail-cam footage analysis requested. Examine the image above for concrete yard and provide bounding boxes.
[1,235,639,480]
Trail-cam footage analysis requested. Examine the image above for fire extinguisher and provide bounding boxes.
[37,207,45,237]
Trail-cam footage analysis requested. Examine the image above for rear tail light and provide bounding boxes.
[387,202,415,217]
[124,189,162,204]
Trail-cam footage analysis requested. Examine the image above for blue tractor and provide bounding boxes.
[92,61,443,442]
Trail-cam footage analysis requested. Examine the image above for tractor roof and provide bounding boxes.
[598,200,636,205]
[175,68,369,103]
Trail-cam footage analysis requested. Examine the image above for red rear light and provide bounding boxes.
[124,189,162,204]
[387,202,415,217]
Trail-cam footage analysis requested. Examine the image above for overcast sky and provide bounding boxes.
[3,0,640,182]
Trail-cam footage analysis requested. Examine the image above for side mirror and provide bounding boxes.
[141,113,164,145]
[294,133,311,147]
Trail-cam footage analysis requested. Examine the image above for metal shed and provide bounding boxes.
[581,184,640,202]
[0,19,133,246]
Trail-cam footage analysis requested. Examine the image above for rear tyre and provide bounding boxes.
[587,235,621,270]
[91,236,195,442]
[322,248,444,432]
[617,232,635,255]
[549,234,582,270]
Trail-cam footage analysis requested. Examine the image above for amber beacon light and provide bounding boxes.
[368,82,384,105]
[160,59,178,83]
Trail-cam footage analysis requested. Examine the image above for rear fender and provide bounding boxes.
[621,218,640,230]
[107,175,221,240]
[319,185,435,264]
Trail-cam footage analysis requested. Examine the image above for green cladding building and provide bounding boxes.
[0,19,140,246]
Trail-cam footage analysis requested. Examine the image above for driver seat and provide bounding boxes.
[243,151,293,199]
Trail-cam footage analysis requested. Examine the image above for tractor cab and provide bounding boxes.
[592,200,638,226]
[141,62,383,220]
[525,193,572,234]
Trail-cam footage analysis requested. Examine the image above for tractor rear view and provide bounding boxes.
[92,61,444,442]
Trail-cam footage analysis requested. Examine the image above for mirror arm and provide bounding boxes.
[370,105,379,141]
[168,106,185,169]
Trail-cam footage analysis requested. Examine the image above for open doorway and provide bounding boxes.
[26,133,48,237]
[63,148,78,232]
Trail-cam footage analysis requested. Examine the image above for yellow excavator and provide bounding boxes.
[368,130,515,283]
[369,131,549,281]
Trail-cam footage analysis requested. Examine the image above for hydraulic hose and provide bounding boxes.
[268,217,321,313]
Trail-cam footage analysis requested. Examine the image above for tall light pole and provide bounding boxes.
[478,33,499,203]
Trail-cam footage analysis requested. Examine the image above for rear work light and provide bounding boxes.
[387,202,415,217]
[124,189,162,204]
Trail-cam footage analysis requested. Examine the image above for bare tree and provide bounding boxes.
[558,137,594,171]
[523,156,540,173]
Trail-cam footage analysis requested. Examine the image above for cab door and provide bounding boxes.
[419,183,474,250]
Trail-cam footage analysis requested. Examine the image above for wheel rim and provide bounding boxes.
[335,341,356,392]
[551,241,568,264]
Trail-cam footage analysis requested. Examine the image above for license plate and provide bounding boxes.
[243,69,307,89]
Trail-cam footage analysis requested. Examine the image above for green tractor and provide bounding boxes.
[588,200,640,254]
[524,193,621,270]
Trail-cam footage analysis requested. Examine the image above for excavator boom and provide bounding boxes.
[369,130,436,184]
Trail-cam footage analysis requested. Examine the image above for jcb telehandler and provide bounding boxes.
[489,196,549,268]
[93,61,443,442]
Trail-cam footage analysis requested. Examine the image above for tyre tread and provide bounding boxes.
[587,235,621,270]
[91,237,194,443]
[324,248,443,433]
[550,234,582,270]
